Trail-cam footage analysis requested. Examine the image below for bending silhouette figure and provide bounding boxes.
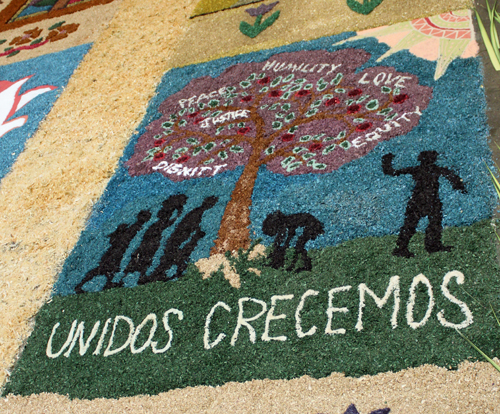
[382,151,467,258]
[262,210,324,272]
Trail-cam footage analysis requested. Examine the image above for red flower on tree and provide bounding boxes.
[325,97,340,106]
[238,127,251,135]
[355,122,373,132]
[126,49,432,255]
[309,142,322,152]
[394,94,409,104]
[347,104,361,114]
[295,89,310,97]
[348,88,363,97]
[268,90,283,98]
[154,138,165,146]
[153,152,165,161]
[188,111,200,118]
[241,96,253,102]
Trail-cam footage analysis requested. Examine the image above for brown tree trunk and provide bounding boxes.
[211,157,261,255]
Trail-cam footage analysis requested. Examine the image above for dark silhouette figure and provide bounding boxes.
[140,196,219,284]
[124,194,187,278]
[262,210,324,272]
[382,151,467,258]
[74,210,152,294]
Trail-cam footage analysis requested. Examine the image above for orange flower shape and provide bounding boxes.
[9,27,43,46]
[46,23,79,42]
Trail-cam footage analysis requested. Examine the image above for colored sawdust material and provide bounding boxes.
[0,0,198,388]
[3,11,499,402]
[0,0,122,65]
[169,0,472,68]
[1,361,499,413]
[191,0,261,17]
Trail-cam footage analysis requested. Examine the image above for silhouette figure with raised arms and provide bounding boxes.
[382,151,467,258]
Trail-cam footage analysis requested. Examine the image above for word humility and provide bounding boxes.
[47,271,472,358]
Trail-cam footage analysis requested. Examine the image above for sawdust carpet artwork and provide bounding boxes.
[1,0,500,413]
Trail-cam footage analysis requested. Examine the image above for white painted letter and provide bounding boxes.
[130,313,157,354]
[437,271,473,329]
[46,320,77,359]
[231,297,267,346]
[204,302,231,350]
[63,320,100,357]
[325,285,351,335]
[406,274,434,329]
[356,276,400,331]
[262,294,294,342]
[152,308,184,353]
[104,315,135,357]
[295,289,319,338]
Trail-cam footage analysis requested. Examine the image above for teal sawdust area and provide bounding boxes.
[4,220,500,400]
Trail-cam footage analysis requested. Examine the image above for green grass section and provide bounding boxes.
[5,220,500,399]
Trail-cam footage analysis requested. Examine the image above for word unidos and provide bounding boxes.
[152,162,227,177]
[47,271,472,358]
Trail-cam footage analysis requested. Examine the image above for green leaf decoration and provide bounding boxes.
[275,112,285,119]
[179,108,187,116]
[271,76,282,87]
[147,148,161,155]
[381,86,392,94]
[288,126,299,133]
[247,73,256,80]
[211,110,223,118]
[172,153,180,160]
[313,133,325,140]
[346,0,385,15]
[312,163,327,170]
[209,100,220,108]
[340,141,351,150]
[377,107,392,115]
[295,78,306,84]
[346,99,355,106]
[289,85,301,92]
[366,99,379,110]
[357,95,368,103]
[281,156,294,167]
[393,87,401,95]
[162,121,174,128]
[306,108,318,117]
[0,40,6,45]
[204,142,216,151]
[300,135,312,142]
[281,92,291,99]
[163,130,173,135]
[283,74,294,82]
[178,119,187,126]
[287,161,302,172]
[218,151,228,160]
[260,87,269,93]
[187,138,199,145]
[216,126,224,135]
[238,122,245,127]
[30,38,43,45]
[311,100,322,108]
[323,144,337,154]
[332,73,343,85]
[285,112,295,123]
[323,94,334,100]
[353,118,365,123]
[239,81,252,88]
[317,84,327,91]
[304,83,314,90]
[385,113,398,121]
[176,147,188,153]
[204,158,215,164]
[302,153,314,160]
[142,154,154,162]
[230,146,244,153]
[272,121,283,130]
[281,84,292,91]
[198,103,206,109]
[260,105,268,109]
[270,103,279,110]
[335,88,346,93]
[293,147,308,154]
[257,73,266,79]
[239,10,281,38]
[48,21,65,30]
[163,146,172,153]
[265,146,275,155]
[282,103,291,111]
[193,147,203,156]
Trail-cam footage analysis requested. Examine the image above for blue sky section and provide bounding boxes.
[53,33,496,296]
[0,43,91,181]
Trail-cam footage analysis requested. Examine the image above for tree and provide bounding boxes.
[126,49,433,255]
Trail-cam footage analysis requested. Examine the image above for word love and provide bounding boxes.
[49,271,472,358]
